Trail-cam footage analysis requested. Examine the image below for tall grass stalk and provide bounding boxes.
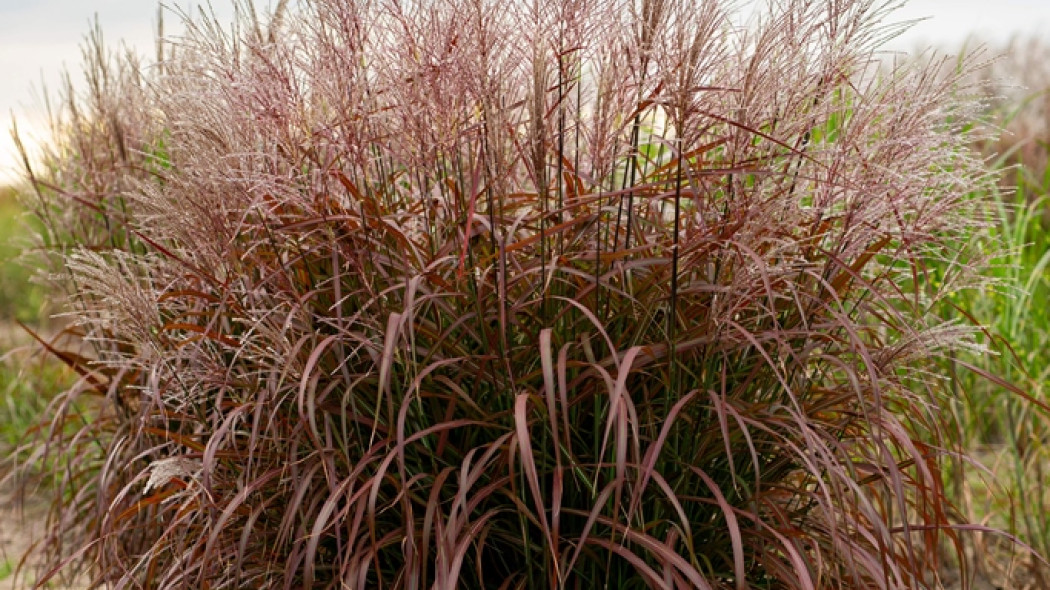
[12,0,1006,587]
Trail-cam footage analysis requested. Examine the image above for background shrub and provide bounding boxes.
[15,0,1005,588]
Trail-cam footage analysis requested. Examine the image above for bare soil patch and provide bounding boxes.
[0,482,59,590]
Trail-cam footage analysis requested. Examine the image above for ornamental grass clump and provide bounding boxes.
[14,0,1001,587]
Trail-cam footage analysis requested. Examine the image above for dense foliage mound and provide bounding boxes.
[14,0,999,587]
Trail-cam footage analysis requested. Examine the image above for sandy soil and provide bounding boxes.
[0,484,58,590]
[0,479,93,590]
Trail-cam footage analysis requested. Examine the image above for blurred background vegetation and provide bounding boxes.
[0,186,71,466]
[926,37,1050,585]
[0,186,46,325]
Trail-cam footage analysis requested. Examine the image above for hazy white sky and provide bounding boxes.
[0,1,238,183]
[2,0,1049,182]
[891,0,1050,49]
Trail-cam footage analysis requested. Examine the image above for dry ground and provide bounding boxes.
[0,482,66,590]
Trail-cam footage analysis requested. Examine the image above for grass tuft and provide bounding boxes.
[10,0,1012,588]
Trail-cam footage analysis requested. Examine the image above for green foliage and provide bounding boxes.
[0,557,13,581]
[1,362,49,453]
[0,186,68,475]
[0,326,76,490]
[938,162,1050,582]
[0,188,46,324]
[910,46,1050,581]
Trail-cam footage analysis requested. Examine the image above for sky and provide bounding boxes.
[2,0,1050,183]
[0,1,238,183]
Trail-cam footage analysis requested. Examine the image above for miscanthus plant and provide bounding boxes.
[13,0,1003,588]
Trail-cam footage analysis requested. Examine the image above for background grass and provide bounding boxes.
[0,187,47,325]
[1,186,75,491]
[928,45,1050,584]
